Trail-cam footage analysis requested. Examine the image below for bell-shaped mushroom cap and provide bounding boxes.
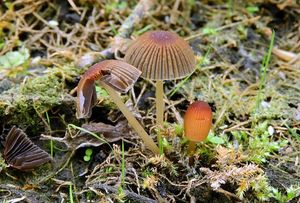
[124,30,195,80]
[76,60,141,119]
[184,101,212,142]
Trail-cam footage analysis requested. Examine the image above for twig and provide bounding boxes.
[67,0,81,15]
[185,16,260,41]
[110,0,155,55]
[88,183,158,203]
[216,188,241,201]
[117,0,155,39]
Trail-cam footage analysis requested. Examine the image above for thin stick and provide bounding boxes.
[99,81,159,155]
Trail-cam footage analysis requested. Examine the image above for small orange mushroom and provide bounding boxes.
[184,101,212,157]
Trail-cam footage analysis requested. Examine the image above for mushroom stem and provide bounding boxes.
[99,81,160,155]
[188,141,197,166]
[187,141,196,156]
[156,80,164,137]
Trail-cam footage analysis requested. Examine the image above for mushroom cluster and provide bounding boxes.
[76,60,159,154]
[124,31,195,150]
[76,30,201,156]
[124,31,196,129]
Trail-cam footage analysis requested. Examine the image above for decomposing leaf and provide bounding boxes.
[41,121,133,150]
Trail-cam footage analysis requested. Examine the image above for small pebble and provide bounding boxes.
[268,126,275,135]
[261,101,271,108]
[48,20,59,27]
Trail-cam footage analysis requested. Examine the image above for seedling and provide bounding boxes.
[69,183,74,203]
[83,148,93,162]
[117,140,126,201]
[252,31,275,125]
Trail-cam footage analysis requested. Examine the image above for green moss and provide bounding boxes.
[0,64,80,129]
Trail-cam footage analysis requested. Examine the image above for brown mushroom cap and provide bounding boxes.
[76,60,141,118]
[124,30,195,80]
[184,101,212,142]
[4,126,51,171]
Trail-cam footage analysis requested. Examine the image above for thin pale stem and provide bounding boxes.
[99,81,159,155]
[156,79,164,135]
[188,141,197,166]
[187,141,196,156]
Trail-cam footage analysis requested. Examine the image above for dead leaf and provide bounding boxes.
[41,120,132,150]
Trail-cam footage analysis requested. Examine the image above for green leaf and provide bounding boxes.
[174,124,183,136]
[83,155,91,162]
[0,47,30,69]
[207,133,225,144]
[246,6,259,14]
[202,27,217,35]
[95,86,109,97]
[85,148,93,156]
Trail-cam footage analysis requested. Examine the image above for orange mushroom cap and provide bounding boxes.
[124,30,195,80]
[184,101,212,142]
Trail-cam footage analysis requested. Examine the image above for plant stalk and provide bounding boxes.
[99,81,160,154]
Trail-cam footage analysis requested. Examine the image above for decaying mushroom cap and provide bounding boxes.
[76,60,141,119]
[124,30,196,80]
[184,101,212,142]
[4,126,51,171]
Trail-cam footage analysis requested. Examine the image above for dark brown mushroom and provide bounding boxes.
[3,126,51,171]
[76,60,160,154]
[124,30,196,146]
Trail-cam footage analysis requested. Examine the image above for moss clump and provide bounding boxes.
[0,64,80,130]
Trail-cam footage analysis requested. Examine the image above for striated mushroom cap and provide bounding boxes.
[124,30,195,80]
[76,60,141,119]
[184,101,212,142]
[4,126,51,171]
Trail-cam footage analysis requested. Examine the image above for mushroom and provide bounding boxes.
[184,101,212,157]
[124,30,195,144]
[76,60,159,154]
[4,126,51,171]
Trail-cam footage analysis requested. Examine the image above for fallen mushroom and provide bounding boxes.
[124,30,195,142]
[184,101,212,158]
[3,126,51,171]
[76,60,159,154]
